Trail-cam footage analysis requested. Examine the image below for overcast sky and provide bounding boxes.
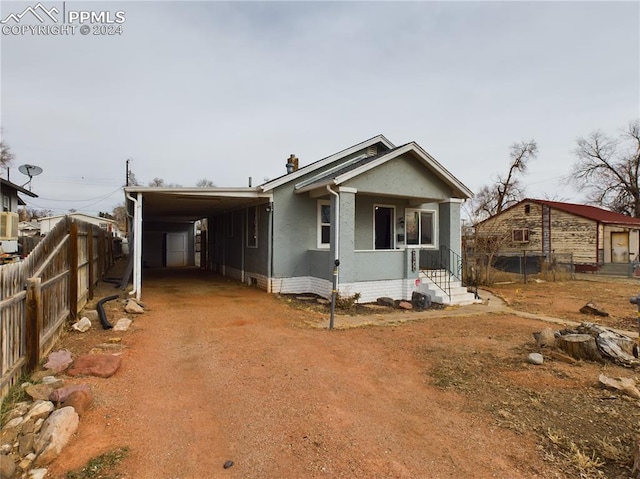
[1,0,638,216]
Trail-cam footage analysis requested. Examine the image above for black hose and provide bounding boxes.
[96,294,119,330]
[102,277,121,288]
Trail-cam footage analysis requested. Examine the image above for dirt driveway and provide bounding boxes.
[46,269,639,479]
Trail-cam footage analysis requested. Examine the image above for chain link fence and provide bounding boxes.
[463,250,575,285]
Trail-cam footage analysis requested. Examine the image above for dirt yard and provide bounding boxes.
[38,269,639,479]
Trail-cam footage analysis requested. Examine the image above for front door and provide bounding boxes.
[374,206,394,249]
[611,232,629,263]
[166,232,188,267]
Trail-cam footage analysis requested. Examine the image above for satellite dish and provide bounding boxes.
[18,164,43,190]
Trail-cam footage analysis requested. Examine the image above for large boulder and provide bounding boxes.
[376,297,395,308]
[34,407,79,466]
[67,354,122,378]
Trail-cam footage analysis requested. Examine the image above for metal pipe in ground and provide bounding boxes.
[629,294,640,358]
[329,259,339,330]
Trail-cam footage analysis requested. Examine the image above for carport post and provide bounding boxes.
[132,192,143,300]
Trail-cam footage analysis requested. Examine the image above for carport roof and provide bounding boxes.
[124,187,272,222]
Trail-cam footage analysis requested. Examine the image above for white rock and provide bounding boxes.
[2,416,24,431]
[125,300,144,314]
[41,376,60,385]
[29,469,48,479]
[34,407,79,466]
[113,318,132,331]
[72,317,92,332]
[528,352,544,365]
[24,401,54,423]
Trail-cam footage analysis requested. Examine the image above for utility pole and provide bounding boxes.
[125,158,130,187]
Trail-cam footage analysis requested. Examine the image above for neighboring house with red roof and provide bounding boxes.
[475,198,640,273]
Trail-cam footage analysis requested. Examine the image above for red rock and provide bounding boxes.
[61,389,94,416]
[398,301,413,310]
[50,384,90,403]
[67,354,122,378]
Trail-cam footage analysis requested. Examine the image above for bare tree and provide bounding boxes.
[127,170,140,186]
[19,207,53,221]
[472,140,538,220]
[0,134,15,171]
[148,177,166,187]
[570,120,640,217]
[148,177,181,187]
[196,178,215,188]
[112,203,128,232]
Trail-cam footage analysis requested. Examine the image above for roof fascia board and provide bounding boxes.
[124,187,271,199]
[260,134,395,192]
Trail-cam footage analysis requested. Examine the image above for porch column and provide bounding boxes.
[438,199,463,257]
[330,187,356,285]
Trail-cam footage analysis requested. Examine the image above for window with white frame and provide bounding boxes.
[318,200,331,248]
[405,209,435,247]
[512,228,529,243]
[247,206,258,248]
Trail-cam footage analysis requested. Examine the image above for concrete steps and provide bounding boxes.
[418,270,479,306]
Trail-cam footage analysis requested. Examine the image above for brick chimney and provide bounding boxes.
[286,154,299,174]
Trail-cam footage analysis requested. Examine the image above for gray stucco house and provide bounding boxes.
[125,134,476,305]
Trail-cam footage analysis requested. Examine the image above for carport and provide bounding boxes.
[124,187,272,300]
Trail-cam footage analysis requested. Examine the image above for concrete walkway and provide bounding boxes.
[318,289,640,339]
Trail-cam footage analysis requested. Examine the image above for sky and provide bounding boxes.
[0,0,638,217]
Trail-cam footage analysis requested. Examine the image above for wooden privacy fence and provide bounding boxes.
[0,216,116,401]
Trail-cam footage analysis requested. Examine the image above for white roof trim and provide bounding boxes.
[297,143,473,199]
[124,186,271,199]
[38,213,117,223]
[260,134,395,192]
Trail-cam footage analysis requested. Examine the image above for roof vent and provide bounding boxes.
[286,154,299,174]
[366,145,378,157]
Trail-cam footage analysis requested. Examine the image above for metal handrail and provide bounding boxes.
[419,245,463,299]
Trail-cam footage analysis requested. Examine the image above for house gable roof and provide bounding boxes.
[530,199,640,226]
[295,142,473,199]
[260,134,395,192]
[481,198,640,227]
